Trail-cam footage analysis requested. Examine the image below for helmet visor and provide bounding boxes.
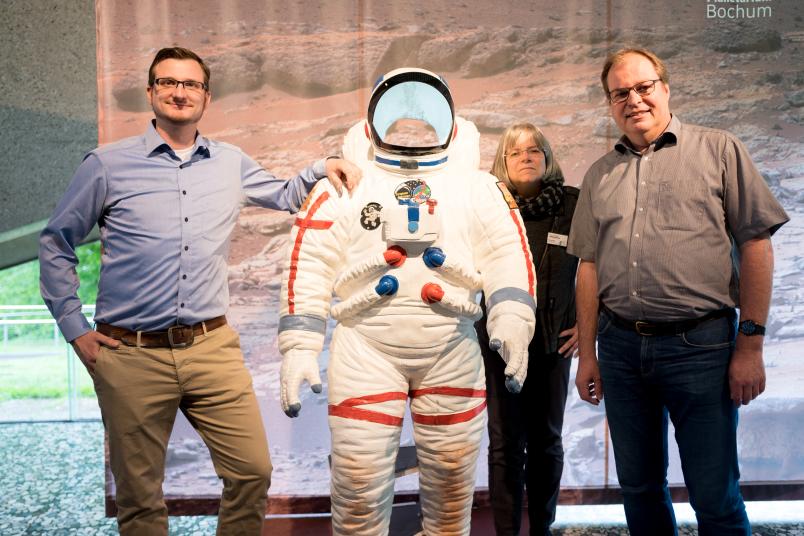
[368,73,454,156]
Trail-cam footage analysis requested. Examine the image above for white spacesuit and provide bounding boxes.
[278,68,536,535]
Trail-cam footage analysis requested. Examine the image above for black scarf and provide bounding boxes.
[511,175,564,221]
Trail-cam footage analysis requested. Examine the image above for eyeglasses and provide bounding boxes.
[505,147,542,160]
[152,78,208,92]
[608,79,662,104]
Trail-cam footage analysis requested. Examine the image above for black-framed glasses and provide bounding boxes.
[152,78,208,92]
[505,147,542,160]
[608,79,661,104]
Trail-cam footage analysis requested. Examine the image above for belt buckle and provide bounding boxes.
[167,325,194,348]
[634,321,655,336]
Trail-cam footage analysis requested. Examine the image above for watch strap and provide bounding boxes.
[738,320,766,336]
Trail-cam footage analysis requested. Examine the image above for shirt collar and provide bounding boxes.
[144,119,210,159]
[614,114,679,155]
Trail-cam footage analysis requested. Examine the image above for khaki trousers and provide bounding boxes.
[92,324,271,535]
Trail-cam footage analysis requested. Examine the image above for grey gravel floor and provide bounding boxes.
[0,421,216,535]
[0,421,802,535]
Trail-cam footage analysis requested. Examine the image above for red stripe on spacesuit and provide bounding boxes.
[294,218,333,229]
[409,387,486,399]
[328,404,404,427]
[338,391,408,407]
[509,210,535,297]
[287,191,331,314]
[411,400,487,426]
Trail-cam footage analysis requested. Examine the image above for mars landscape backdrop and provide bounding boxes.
[96,0,803,504]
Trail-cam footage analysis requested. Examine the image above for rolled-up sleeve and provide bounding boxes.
[39,153,107,341]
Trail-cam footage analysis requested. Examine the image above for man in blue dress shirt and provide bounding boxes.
[39,46,360,535]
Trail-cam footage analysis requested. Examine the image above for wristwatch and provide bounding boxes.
[738,320,766,336]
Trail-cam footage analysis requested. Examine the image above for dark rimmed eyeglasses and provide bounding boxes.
[152,78,208,92]
[608,79,661,104]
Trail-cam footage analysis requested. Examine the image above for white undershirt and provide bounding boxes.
[173,147,194,162]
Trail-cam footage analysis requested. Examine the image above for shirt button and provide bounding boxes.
[184,217,189,222]
[635,233,640,238]
[638,207,644,212]
[632,291,638,296]
[632,261,637,267]
[182,275,187,280]
[182,190,187,195]
[641,181,646,186]
[184,245,189,251]
[180,303,185,308]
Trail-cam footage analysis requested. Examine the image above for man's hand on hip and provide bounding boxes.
[70,331,120,373]
[728,346,766,407]
[325,158,362,196]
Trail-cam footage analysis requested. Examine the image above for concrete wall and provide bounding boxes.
[0,0,97,269]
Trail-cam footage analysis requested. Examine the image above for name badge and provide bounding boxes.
[547,232,568,247]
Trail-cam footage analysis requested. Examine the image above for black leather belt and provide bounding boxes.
[96,316,227,348]
[601,304,734,337]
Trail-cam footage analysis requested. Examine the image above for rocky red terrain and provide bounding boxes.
[96,0,804,499]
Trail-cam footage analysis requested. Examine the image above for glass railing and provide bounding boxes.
[0,305,99,422]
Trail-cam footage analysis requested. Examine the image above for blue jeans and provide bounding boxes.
[597,309,750,536]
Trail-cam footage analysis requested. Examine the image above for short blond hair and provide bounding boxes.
[601,48,668,97]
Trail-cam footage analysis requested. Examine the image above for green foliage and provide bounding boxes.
[0,256,44,306]
[0,240,100,305]
[76,241,102,305]
[0,350,95,401]
[1,244,101,404]
[0,241,100,341]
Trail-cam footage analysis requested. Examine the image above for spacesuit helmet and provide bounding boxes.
[367,67,455,167]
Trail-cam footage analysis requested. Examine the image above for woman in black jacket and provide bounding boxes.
[477,123,579,535]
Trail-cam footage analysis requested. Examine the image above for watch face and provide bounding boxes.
[739,320,765,336]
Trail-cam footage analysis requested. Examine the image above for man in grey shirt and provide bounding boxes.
[568,47,788,535]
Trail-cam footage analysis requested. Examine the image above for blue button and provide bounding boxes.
[375,275,399,296]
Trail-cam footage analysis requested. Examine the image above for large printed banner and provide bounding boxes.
[97,0,803,505]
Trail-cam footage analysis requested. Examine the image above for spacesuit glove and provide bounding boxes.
[280,350,323,418]
[488,337,529,393]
